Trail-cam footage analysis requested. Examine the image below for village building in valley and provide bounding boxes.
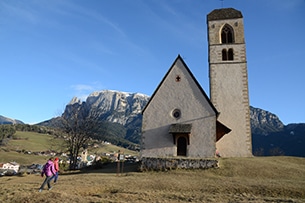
[140,8,252,170]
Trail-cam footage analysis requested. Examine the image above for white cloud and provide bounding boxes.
[71,84,94,92]
[70,82,105,101]
[57,1,126,38]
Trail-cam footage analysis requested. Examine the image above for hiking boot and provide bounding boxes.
[39,189,42,192]
[48,187,53,191]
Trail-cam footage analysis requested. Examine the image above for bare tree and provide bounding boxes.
[60,104,100,170]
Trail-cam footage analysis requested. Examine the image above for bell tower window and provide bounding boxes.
[221,24,234,44]
[222,49,227,60]
[222,48,234,61]
[228,48,234,60]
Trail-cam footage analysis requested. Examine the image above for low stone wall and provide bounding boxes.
[140,157,218,171]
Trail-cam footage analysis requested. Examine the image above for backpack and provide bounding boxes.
[42,162,52,175]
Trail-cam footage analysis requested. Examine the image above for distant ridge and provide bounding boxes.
[0,115,24,125]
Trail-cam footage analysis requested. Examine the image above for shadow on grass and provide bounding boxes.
[60,162,141,176]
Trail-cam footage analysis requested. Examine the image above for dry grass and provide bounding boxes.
[1,156,305,203]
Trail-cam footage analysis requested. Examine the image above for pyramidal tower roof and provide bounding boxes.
[207,8,242,21]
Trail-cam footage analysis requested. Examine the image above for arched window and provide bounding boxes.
[222,49,227,61]
[228,48,234,60]
[221,24,234,44]
[222,48,234,61]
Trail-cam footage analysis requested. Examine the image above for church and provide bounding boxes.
[141,8,252,162]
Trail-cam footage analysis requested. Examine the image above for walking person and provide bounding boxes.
[50,157,59,184]
[39,157,56,192]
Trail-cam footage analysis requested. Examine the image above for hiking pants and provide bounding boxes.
[39,175,53,190]
[50,172,58,183]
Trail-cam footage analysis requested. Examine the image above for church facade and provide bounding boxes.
[141,56,222,158]
[141,8,252,161]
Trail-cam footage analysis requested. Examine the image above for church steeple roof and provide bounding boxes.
[207,8,242,21]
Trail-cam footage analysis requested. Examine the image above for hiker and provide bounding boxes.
[50,157,59,184]
[39,157,56,192]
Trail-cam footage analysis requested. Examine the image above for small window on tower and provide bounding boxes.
[175,75,181,82]
[222,49,227,61]
[221,24,234,44]
[228,48,234,60]
[222,48,234,61]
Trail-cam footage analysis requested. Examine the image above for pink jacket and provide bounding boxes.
[54,158,59,172]
[42,160,56,177]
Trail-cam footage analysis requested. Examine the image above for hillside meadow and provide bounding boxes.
[0,131,137,165]
[0,156,304,203]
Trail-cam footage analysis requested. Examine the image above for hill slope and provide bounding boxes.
[1,156,305,202]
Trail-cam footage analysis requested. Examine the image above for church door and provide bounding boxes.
[177,136,187,156]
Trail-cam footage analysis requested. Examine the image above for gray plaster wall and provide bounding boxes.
[210,63,252,157]
[141,58,217,159]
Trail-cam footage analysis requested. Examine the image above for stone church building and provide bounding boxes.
[141,8,252,165]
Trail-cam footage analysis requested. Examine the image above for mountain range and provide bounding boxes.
[1,90,305,156]
[0,115,23,125]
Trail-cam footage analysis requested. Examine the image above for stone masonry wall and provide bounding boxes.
[140,157,218,171]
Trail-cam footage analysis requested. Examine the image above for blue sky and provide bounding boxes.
[0,0,304,125]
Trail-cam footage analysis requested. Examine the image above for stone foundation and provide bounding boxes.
[140,157,218,171]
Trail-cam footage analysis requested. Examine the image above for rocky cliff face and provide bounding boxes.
[60,90,150,144]
[84,90,149,126]
[65,90,149,126]
[250,106,284,135]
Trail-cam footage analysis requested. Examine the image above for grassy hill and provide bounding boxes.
[0,131,63,165]
[0,131,138,165]
[0,156,305,202]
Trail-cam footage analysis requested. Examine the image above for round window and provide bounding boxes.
[172,109,181,119]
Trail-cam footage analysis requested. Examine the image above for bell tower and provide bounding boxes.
[207,8,252,157]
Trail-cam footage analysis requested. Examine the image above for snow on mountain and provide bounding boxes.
[65,90,150,126]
